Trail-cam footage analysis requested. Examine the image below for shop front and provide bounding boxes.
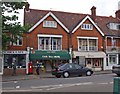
[29,50,70,73]
[3,51,28,75]
[105,53,119,70]
[73,51,106,71]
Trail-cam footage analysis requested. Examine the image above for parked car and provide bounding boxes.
[52,63,93,78]
[112,64,120,76]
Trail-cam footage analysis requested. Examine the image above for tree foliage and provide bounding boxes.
[1,1,31,50]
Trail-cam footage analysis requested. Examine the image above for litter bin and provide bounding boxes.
[113,77,120,94]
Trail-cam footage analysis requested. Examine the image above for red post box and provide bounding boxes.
[28,62,33,74]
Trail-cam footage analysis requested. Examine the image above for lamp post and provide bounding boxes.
[26,47,33,74]
[69,47,72,63]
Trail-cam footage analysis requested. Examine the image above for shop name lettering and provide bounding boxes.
[42,56,60,58]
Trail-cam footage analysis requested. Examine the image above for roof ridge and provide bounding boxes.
[29,8,89,16]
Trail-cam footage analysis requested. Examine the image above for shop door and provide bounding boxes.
[45,61,52,72]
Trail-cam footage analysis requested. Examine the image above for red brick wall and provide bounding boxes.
[107,38,111,46]
[3,69,26,75]
[72,20,103,51]
[116,38,120,47]
[107,37,120,47]
[8,16,69,51]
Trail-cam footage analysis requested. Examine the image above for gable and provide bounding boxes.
[28,12,69,33]
[72,15,104,36]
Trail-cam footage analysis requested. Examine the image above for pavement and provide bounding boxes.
[2,70,112,82]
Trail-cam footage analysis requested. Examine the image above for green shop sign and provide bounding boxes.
[29,50,70,60]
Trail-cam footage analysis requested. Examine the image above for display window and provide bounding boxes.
[4,54,26,68]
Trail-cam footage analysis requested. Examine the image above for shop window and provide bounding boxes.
[86,59,92,68]
[93,59,102,68]
[4,54,26,68]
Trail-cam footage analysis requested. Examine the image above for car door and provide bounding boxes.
[74,64,84,75]
[66,64,76,76]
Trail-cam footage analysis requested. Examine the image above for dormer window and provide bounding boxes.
[81,24,93,30]
[117,24,120,29]
[107,23,120,30]
[43,21,57,28]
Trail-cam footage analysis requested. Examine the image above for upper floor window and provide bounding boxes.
[112,38,116,48]
[81,24,93,30]
[13,36,23,46]
[43,21,57,28]
[78,37,98,51]
[38,35,62,51]
[107,23,120,30]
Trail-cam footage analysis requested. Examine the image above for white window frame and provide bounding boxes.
[108,23,120,30]
[111,37,116,48]
[77,37,98,51]
[81,24,93,30]
[38,34,62,51]
[43,21,57,28]
[109,54,117,65]
[13,36,23,46]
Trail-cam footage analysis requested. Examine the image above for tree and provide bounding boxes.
[1,1,31,50]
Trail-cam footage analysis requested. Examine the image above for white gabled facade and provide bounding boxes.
[72,15,104,36]
[28,12,69,33]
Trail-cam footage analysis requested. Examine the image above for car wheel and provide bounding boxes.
[56,75,61,78]
[86,70,92,76]
[63,71,70,78]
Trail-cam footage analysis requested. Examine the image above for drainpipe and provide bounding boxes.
[26,47,33,74]
[69,48,72,63]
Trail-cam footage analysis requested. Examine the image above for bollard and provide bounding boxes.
[113,77,120,94]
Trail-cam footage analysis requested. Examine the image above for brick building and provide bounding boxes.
[3,4,120,75]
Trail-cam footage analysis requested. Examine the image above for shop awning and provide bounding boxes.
[29,50,71,60]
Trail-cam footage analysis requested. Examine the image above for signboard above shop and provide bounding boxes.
[3,51,27,54]
[30,50,70,60]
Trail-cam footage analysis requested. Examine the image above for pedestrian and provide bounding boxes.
[36,61,40,75]
[12,63,16,76]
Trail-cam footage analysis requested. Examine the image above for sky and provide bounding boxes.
[19,0,120,25]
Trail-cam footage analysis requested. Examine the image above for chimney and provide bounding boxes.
[91,6,96,21]
[25,2,30,12]
[115,10,120,19]
[115,1,120,19]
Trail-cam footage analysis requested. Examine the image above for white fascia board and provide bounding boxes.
[72,15,104,36]
[77,36,98,39]
[28,12,50,32]
[50,12,69,33]
[72,16,88,33]
[37,34,63,38]
[28,12,69,33]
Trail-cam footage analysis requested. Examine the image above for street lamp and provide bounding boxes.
[26,47,33,74]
